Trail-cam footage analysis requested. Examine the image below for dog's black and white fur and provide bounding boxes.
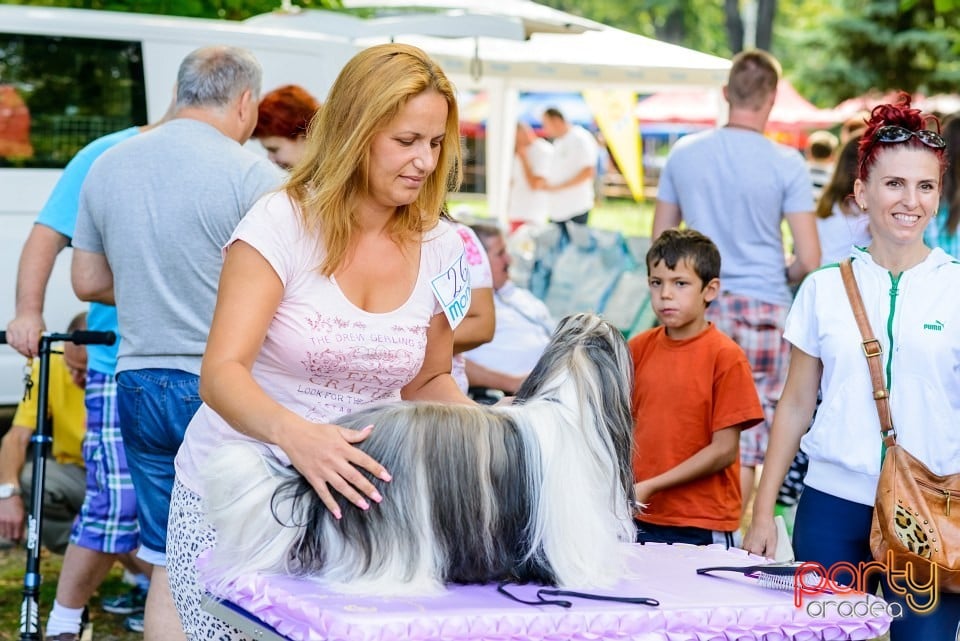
[203,313,636,595]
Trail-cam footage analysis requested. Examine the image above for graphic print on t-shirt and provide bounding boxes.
[298,312,428,419]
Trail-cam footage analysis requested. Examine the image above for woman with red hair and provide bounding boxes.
[745,94,960,638]
[252,84,320,170]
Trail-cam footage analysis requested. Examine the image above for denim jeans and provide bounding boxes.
[117,368,201,565]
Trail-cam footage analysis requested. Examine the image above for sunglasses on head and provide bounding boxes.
[872,125,946,150]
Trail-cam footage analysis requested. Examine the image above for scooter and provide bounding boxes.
[0,329,115,641]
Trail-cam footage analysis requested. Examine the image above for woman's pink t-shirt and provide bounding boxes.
[175,192,466,494]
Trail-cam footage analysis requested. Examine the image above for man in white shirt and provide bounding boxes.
[536,107,599,228]
[465,224,556,395]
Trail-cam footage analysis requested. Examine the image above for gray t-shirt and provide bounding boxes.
[657,127,814,307]
[73,118,284,374]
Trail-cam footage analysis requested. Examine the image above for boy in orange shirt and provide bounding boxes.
[629,229,763,547]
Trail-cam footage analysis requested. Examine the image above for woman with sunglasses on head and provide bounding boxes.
[744,94,960,638]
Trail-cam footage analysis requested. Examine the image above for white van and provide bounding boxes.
[0,5,363,406]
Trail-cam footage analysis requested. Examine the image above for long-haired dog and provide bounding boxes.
[203,313,636,596]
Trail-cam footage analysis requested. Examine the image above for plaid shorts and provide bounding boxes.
[69,369,140,553]
[707,293,790,467]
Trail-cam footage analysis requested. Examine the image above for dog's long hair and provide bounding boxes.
[203,313,636,595]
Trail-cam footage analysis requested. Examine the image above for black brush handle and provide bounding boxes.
[697,562,804,577]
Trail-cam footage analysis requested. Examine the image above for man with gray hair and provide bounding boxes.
[71,46,283,640]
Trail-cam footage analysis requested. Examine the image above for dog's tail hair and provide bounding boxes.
[201,440,305,593]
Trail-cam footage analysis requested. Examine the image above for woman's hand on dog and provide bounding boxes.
[280,422,392,519]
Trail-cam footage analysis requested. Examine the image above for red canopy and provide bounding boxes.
[635,79,841,130]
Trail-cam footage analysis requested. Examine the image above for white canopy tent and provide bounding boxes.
[246,1,731,215]
[341,0,608,36]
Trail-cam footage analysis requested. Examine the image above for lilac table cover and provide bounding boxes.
[199,543,892,641]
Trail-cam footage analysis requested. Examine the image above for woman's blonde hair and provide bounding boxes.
[286,43,462,276]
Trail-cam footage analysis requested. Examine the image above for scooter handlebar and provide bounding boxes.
[0,330,116,347]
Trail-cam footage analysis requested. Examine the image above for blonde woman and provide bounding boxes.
[167,43,472,639]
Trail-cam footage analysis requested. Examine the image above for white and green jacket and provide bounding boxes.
[787,245,960,506]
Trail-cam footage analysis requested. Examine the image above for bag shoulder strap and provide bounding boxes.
[839,258,897,447]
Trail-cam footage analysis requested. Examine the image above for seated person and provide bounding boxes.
[450,220,495,393]
[630,230,763,548]
[0,312,88,554]
[465,224,556,396]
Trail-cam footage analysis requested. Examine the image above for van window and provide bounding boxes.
[0,33,147,168]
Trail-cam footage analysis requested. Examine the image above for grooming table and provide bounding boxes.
[200,543,892,640]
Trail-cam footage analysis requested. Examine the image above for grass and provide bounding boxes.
[0,416,136,639]
[583,197,654,238]
[0,546,140,641]
[448,196,800,250]
[449,196,655,238]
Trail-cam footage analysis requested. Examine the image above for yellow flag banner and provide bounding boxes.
[582,89,643,202]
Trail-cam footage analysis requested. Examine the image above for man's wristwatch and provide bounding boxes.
[0,483,21,499]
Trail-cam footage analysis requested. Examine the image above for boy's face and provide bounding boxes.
[648,257,719,341]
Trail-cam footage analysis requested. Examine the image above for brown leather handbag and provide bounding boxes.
[840,258,960,592]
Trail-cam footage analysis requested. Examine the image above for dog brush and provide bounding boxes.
[697,561,824,592]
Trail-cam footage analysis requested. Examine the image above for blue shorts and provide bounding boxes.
[70,369,140,554]
[117,368,201,566]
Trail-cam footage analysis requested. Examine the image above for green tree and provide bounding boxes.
[772,0,844,106]
[722,0,776,52]
[783,0,960,104]
[540,0,960,109]
[538,0,731,57]
[540,0,800,61]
